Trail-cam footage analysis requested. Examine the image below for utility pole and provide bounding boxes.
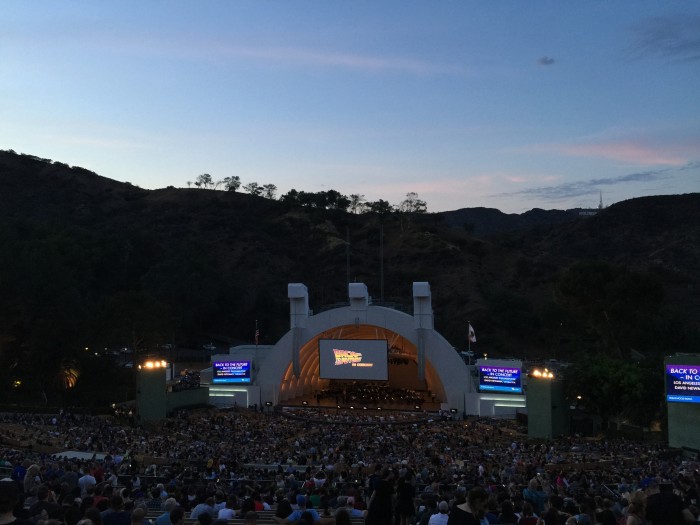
[346,226,350,287]
[379,224,384,302]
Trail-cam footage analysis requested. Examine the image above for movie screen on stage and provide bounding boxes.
[478,365,522,394]
[666,364,700,403]
[212,361,252,384]
[319,339,389,381]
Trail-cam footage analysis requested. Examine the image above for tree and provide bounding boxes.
[262,184,278,199]
[324,190,350,211]
[243,182,263,196]
[223,176,241,192]
[566,352,663,428]
[195,173,213,189]
[280,189,300,204]
[365,199,394,215]
[349,194,365,214]
[399,192,427,213]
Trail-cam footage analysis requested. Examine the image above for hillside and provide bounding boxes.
[0,150,698,405]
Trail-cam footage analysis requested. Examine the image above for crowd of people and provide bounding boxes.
[1,406,699,525]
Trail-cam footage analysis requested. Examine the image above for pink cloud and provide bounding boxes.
[552,141,689,166]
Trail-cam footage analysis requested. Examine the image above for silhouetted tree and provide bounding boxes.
[398,192,427,213]
[195,173,213,189]
[243,182,263,196]
[262,183,278,199]
[349,194,365,214]
[365,199,394,215]
[223,176,241,192]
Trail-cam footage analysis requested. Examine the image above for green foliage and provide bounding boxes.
[566,353,663,427]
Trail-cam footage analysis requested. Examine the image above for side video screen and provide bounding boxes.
[479,365,522,394]
[666,365,700,403]
[319,339,388,381]
[212,361,252,384]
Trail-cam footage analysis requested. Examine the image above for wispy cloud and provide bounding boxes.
[530,137,697,167]
[628,15,700,62]
[554,141,689,166]
[99,32,468,76]
[496,162,699,201]
[208,44,467,75]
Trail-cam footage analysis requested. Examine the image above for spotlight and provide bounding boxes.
[302,401,308,405]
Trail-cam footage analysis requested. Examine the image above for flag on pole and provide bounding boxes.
[255,320,259,346]
[468,323,477,343]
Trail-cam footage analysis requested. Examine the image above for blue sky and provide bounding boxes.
[2,1,699,213]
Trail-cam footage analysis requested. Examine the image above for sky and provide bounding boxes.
[1,1,699,213]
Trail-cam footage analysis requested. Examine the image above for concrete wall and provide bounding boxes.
[136,369,167,422]
[527,378,569,439]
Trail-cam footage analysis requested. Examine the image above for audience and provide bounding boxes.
[1,405,699,525]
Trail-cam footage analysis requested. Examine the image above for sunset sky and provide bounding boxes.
[2,1,699,212]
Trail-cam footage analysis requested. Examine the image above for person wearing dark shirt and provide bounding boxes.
[28,485,63,521]
[0,481,33,525]
[447,486,489,525]
[645,483,693,525]
[102,495,131,525]
[365,469,396,525]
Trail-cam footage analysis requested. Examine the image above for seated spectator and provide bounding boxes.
[217,498,237,520]
[190,498,216,520]
[427,501,449,525]
[156,498,178,525]
[275,495,331,525]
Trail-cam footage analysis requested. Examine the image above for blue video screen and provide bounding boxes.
[479,366,522,394]
[666,364,700,404]
[212,361,252,384]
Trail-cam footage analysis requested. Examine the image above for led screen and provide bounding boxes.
[319,339,388,381]
[212,361,252,384]
[479,366,522,394]
[666,364,700,403]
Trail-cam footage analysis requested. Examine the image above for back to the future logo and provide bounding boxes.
[333,348,373,367]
